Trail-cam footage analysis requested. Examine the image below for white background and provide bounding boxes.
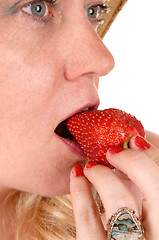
[99,0,159,134]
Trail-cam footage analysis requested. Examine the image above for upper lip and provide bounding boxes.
[54,100,100,137]
[62,101,99,124]
[66,101,99,121]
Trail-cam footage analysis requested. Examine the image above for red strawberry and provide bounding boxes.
[66,108,145,165]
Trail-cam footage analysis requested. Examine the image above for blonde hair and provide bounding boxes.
[5,191,76,240]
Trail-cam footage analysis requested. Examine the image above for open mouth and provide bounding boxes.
[54,107,92,141]
[55,120,74,140]
[54,117,85,157]
[54,105,98,157]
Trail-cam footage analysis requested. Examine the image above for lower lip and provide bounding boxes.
[59,137,87,158]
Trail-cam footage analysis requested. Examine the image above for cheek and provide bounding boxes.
[0,19,62,139]
[0,19,74,195]
[0,39,59,153]
[0,59,56,142]
[0,21,60,124]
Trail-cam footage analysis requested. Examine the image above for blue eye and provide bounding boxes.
[22,1,49,17]
[86,4,109,20]
[87,6,98,19]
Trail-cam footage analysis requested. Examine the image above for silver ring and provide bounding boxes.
[107,207,144,240]
[94,191,105,215]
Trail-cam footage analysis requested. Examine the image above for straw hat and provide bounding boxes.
[98,0,128,39]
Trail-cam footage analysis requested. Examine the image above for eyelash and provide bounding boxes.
[14,0,109,25]
[86,3,109,23]
[19,0,57,24]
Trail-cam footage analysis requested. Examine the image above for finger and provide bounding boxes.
[84,161,139,222]
[106,144,159,201]
[130,135,159,165]
[145,130,159,148]
[70,164,106,240]
[113,168,143,215]
[107,141,159,240]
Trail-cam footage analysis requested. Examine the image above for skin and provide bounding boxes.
[70,133,159,240]
[0,0,114,200]
[0,0,114,238]
[1,1,159,240]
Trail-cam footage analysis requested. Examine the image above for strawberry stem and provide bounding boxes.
[123,141,129,149]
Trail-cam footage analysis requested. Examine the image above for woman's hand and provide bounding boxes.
[70,131,159,240]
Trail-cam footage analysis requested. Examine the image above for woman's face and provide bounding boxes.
[0,0,114,197]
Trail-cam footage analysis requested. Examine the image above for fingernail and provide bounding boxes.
[85,161,99,169]
[72,164,84,177]
[134,136,151,150]
[108,146,124,155]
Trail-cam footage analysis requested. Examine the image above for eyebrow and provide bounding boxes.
[6,1,21,14]
[3,0,28,15]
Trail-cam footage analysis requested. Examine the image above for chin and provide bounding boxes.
[40,188,70,198]
[36,178,71,197]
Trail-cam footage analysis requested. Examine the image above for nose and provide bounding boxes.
[63,18,115,81]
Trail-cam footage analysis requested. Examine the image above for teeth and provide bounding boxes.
[78,107,91,114]
[82,108,89,112]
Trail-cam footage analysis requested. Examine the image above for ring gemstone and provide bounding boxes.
[107,207,144,240]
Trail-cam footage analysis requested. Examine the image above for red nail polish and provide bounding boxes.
[135,136,151,150]
[85,161,99,169]
[108,146,124,155]
[72,164,84,177]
